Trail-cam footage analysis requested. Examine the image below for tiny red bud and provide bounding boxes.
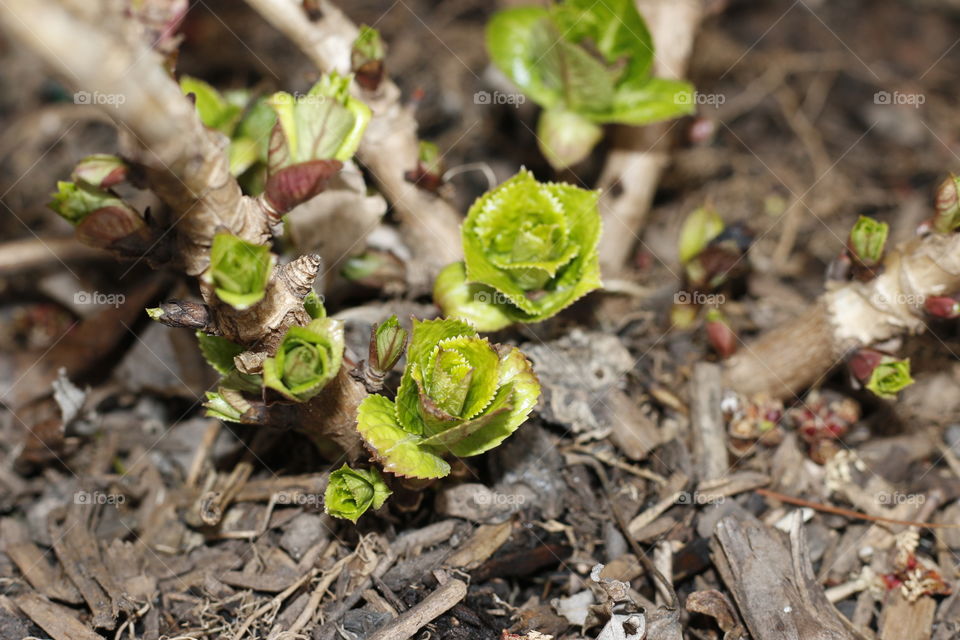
[848,348,885,383]
[924,295,960,318]
[705,310,737,358]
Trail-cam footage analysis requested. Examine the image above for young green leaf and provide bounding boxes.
[848,215,888,266]
[262,317,345,402]
[355,318,540,479]
[351,25,385,91]
[433,262,518,332]
[865,357,914,399]
[180,75,244,135]
[71,154,127,189]
[435,169,602,330]
[303,291,327,319]
[49,181,130,225]
[371,315,408,374]
[204,232,275,310]
[678,206,725,264]
[263,73,371,213]
[486,0,694,169]
[196,332,245,376]
[324,464,391,522]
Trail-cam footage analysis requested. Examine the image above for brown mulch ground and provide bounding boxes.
[2,1,960,639]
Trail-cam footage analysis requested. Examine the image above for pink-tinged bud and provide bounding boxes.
[74,205,147,249]
[934,174,960,233]
[705,309,736,358]
[924,295,960,319]
[351,25,385,92]
[848,348,884,383]
[72,154,128,189]
[263,159,343,216]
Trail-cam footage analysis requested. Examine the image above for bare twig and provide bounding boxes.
[0,0,271,277]
[724,232,960,399]
[365,575,468,640]
[596,0,704,275]
[0,237,108,274]
[242,0,463,286]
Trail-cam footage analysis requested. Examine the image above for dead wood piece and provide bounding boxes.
[219,569,300,593]
[49,512,129,630]
[685,589,747,640]
[880,591,936,640]
[13,592,103,640]
[5,541,83,604]
[445,521,513,570]
[596,0,704,275]
[711,512,868,640]
[521,330,634,434]
[365,574,468,640]
[725,231,960,399]
[690,362,729,482]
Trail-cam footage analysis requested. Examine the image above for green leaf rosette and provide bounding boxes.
[324,464,392,522]
[486,0,694,168]
[263,318,345,402]
[356,318,540,479]
[434,169,602,331]
[204,232,275,310]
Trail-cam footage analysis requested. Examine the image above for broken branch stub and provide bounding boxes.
[724,232,960,399]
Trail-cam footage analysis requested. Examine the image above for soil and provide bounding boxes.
[2,1,960,639]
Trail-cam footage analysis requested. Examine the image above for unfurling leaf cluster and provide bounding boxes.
[434,169,602,331]
[356,318,540,479]
[486,0,694,168]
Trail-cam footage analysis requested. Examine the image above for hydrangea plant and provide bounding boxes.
[434,169,602,331]
[263,316,345,402]
[203,231,275,310]
[486,0,694,169]
[324,464,392,522]
[264,73,371,213]
[355,318,540,479]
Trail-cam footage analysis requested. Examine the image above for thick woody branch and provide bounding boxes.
[597,0,703,275]
[724,232,960,399]
[243,0,463,285]
[0,0,271,276]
